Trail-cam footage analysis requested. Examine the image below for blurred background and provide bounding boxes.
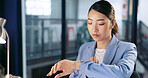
[0,0,148,78]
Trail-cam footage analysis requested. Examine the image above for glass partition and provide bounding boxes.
[22,0,62,78]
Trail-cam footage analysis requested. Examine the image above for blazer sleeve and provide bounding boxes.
[69,44,84,78]
[78,43,137,78]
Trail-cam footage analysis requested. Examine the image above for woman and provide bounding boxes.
[46,1,137,78]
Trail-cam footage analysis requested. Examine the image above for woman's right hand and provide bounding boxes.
[46,59,81,78]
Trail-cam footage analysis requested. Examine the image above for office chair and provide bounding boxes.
[130,71,141,78]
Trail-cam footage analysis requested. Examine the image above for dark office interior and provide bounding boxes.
[0,0,148,78]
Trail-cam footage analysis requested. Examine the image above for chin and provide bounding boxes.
[92,38,102,41]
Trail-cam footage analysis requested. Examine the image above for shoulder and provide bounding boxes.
[111,40,137,64]
[117,40,137,57]
[118,41,136,49]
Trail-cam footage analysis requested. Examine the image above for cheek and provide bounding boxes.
[100,26,111,33]
[87,25,92,32]
[100,26,107,32]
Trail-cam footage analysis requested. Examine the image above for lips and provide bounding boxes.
[92,34,99,37]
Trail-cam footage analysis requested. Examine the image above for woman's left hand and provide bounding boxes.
[46,59,81,78]
[90,56,99,64]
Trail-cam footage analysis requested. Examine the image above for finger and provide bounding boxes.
[93,57,95,61]
[54,72,67,78]
[57,62,62,71]
[97,60,99,64]
[94,56,99,64]
[97,59,99,64]
[90,57,93,61]
[93,56,95,61]
[91,57,94,61]
[94,56,97,62]
[46,66,54,76]
[51,66,55,75]
[54,63,58,74]
[46,72,50,76]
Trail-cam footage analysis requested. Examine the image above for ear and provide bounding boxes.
[112,20,116,28]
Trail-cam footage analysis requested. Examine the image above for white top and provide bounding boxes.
[95,48,106,64]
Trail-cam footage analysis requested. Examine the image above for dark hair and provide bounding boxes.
[88,0,118,35]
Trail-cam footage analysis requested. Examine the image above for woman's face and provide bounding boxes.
[87,9,113,41]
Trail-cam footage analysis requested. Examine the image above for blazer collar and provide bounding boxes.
[88,34,119,64]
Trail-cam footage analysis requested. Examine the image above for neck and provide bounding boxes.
[96,35,112,49]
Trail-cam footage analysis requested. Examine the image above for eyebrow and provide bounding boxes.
[88,18,105,21]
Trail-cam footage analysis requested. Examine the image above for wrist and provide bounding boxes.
[74,61,81,70]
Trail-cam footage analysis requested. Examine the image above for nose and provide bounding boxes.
[92,23,98,32]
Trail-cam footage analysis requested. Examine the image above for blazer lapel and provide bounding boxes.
[86,35,119,64]
[103,35,119,64]
[87,41,97,59]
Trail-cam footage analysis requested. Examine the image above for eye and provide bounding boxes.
[88,22,92,25]
[99,23,104,26]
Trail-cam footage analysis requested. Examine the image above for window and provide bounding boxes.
[22,0,62,78]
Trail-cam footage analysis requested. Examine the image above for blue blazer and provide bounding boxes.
[69,35,137,78]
